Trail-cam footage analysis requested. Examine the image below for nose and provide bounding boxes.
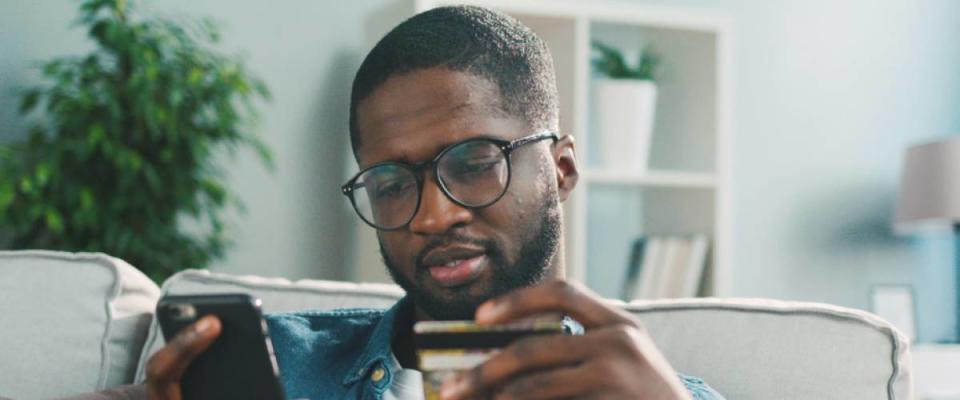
[408,174,473,235]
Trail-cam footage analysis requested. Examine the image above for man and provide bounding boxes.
[142,5,724,400]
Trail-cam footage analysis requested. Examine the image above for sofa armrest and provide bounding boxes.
[626,297,913,400]
[0,251,160,399]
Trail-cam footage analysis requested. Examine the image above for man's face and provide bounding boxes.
[354,68,571,320]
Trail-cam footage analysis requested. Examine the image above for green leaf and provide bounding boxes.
[246,135,274,171]
[34,163,51,187]
[27,203,44,221]
[253,79,271,99]
[0,182,15,210]
[87,123,106,148]
[45,209,64,234]
[80,187,95,210]
[19,177,33,194]
[127,151,143,171]
[200,179,226,206]
[115,0,128,14]
[142,164,161,192]
[89,20,109,43]
[19,90,41,115]
[188,67,203,85]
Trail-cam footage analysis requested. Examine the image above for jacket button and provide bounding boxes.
[371,367,386,383]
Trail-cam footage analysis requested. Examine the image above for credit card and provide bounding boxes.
[414,316,567,399]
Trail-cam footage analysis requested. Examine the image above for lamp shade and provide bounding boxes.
[894,136,960,234]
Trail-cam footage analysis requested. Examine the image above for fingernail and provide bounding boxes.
[194,317,212,333]
[477,301,501,322]
[440,374,466,400]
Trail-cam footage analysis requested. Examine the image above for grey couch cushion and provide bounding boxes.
[624,297,913,400]
[0,251,160,399]
[133,269,404,383]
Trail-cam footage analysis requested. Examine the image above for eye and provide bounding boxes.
[372,179,415,200]
[458,158,500,174]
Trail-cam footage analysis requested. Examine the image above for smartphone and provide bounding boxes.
[156,293,286,400]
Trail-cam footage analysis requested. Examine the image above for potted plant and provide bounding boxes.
[591,40,661,173]
[0,0,272,283]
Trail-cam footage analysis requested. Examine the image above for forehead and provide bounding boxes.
[354,68,528,167]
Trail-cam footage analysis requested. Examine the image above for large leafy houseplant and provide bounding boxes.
[0,0,272,282]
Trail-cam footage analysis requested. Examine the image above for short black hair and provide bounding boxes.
[349,5,559,153]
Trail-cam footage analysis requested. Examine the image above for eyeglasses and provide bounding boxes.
[342,131,558,230]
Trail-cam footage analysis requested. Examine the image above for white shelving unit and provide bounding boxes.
[356,0,732,299]
[585,170,718,189]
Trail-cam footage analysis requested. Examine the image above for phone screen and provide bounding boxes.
[156,293,286,400]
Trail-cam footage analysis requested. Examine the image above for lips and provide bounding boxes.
[420,246,488,287]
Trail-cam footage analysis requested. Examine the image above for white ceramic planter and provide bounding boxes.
[593,79,658,172]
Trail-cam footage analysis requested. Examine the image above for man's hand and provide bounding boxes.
[145,315,222,400]
[440,280,692,400]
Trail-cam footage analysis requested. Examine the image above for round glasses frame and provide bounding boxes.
[341,131,559,230]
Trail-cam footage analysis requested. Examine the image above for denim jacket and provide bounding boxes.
[265,296,725,399]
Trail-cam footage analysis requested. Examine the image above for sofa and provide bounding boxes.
[0,250,914,399]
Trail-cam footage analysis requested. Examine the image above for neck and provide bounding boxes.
[391,298,420,369]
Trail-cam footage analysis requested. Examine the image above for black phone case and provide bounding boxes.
[156,294,286,400]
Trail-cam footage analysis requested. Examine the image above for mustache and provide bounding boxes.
[414,233,496,268]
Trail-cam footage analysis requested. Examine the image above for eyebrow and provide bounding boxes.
[373,133,506,167]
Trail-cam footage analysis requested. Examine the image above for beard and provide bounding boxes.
[379,193,562,321]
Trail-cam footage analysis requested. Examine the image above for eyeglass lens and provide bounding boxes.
[352,164,419,229]
[350,139,509,229]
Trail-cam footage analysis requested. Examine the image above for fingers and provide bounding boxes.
[442,334,587,399]
[145,315,222,399]
[455,281,692,400]
[476,280,635,329]
[441,323,673,400]
[491,365,592,400]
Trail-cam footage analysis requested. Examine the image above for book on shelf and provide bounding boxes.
[621,234,709,301]
[621,238,646,301]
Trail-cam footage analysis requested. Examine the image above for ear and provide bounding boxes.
[551,134,579,202]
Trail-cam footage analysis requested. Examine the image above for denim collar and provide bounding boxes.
[341,295,413,386]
